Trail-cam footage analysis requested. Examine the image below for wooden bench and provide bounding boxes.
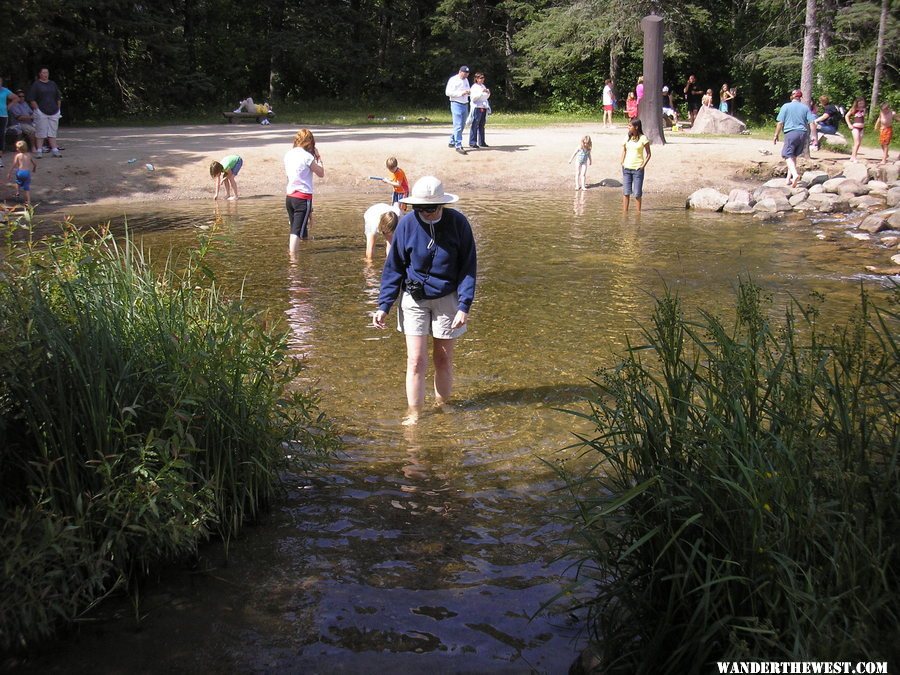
[223,111,275,124]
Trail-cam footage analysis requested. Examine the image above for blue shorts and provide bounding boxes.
[230,157,243,176]
[782,130,808,158]
[15,169,31,191]
[622,167,645,197]
[391,191,407,205]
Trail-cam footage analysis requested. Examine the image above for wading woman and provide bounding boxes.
[372,176,477,425]
[284,128,324,252]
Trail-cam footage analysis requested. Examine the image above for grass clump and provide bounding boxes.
[0,219,338,651]
[557,281,899,672]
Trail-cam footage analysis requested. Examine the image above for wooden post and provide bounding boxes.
[639,14,666,145]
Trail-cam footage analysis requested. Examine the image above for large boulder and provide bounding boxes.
[823,177,848,193]
[875,163,899,183]
[800,170,829,187]
[886,187,900,207]
[842,162,869,183]
[858,214,890,234]
[789,190,809,206]
[837,180,869,197]
[723,202,754,214]
[686,188,729,211]
[890,210,900,229]
[727,188,752,205]
[848,195,884,209]
[753,196,792,213]
[687,105,747,135]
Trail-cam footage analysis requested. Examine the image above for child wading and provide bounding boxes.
[568,135,592,191]
[209,155,243,200]
[621,119,651,213]
[383,157,409,211]
[8,140,36,205]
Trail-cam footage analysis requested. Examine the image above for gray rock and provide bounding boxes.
[890,210,900,229]
[880,235,900,247]
[848,195,884,209]
[763,178,791,189]
[793,201,819,212]
[837,180,869,197]
[892,254,900,266]
[867,180,889,192]
[875,164,899,183]
[599,178,623,187]
[723,202,755,214]
[753,197,792,213]
[687,106,747,135]
[886,187,900,208]
[842,162,869,183]
[727,188,752,205]
[806,192,838,204]
[823,177,848,193]
[808,184,825,194]
[832,198,852,213]
[753,186,791,203]
[789,191,809,206]
[859,215,890,234]
[800,170,829,187]
[686,188,729,211]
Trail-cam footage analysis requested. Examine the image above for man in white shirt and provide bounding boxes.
[445,65,470,155]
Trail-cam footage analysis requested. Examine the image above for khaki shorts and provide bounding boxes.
[397,291,466,339]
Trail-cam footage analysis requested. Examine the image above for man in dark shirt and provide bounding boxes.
[684,74,703,125]
[26,67,62,157]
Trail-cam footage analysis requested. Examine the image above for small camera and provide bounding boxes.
[406,279,426,300]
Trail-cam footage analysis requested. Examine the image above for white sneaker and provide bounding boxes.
[34,149,43,158]
[52,149,61,157]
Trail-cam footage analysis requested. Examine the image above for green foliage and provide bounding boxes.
[814,48,865,106]
[0,218,339,651]
[555,281,899,672]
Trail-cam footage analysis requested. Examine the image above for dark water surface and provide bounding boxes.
[15,192,896,674]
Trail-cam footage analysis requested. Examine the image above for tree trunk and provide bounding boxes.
[799,0,816,103]
[818,0,836,55]
[639,15,665,145]
[268,0,285,102]
[870,0,889,119]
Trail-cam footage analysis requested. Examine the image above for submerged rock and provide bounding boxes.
[859,214,890,234]
[723,202,754,214]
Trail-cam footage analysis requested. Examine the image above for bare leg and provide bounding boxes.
[785,157,799,187]
[289,233,302,254]
[404,334,429,424]
[432,337,455,407]
[622,195,630,213]
[227,175,239,200]
[635,196,642,213]
[365,233,376,260]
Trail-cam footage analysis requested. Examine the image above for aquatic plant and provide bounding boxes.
[557,280,899,672]
[0,219,338,651]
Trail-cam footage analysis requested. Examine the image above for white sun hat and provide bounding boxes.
[400,176,459,206]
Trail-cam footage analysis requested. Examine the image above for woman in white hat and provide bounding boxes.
[372,176,477,425]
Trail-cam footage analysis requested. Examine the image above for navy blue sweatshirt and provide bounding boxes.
[377,208,477,314]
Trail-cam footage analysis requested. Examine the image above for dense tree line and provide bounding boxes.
[0,0,895,122]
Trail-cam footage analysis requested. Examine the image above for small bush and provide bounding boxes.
[556,281,899,672]
[0,219,338,651]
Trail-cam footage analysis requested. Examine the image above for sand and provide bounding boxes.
[7,120,864,210]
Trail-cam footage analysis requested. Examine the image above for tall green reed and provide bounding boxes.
[0,219,338,651]
[556,280,899,672]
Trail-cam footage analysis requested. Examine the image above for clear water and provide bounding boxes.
[16,192,896,673]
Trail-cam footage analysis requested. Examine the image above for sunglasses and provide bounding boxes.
[414,205,441,214]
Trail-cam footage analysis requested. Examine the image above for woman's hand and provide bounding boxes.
[451,310,468,329]
[373,310,387,329]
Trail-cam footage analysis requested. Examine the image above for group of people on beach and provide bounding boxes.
[774,89,896,187]
[2,68,64,206]
[603,73,737,128]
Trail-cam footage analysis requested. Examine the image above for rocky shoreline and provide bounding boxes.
[688,161,900,276]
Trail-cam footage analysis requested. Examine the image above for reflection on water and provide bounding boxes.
[21,192,896,673]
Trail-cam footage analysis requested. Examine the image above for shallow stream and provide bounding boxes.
[16,191,896,674]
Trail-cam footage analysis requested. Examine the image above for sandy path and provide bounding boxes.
[9,121,856,210]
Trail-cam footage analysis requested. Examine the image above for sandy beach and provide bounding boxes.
[5,121,867,210]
